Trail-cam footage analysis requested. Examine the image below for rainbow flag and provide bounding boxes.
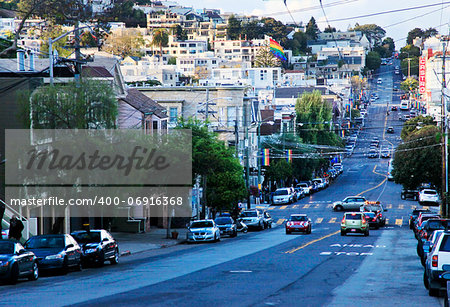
[341,129,345,138]
[261,148,270,166]
[269,38,287,61]
[286,149,292,163]
[345,104,350,113]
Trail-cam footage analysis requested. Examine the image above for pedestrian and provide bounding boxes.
[8,215,24,241]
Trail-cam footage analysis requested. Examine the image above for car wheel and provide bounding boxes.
[307,226,312,234]
[61,257,69,275]
[75,260,83,271]
[9,263,19,284]
[260,222,265,231]
[340,230,345,236]
[97,252,105,267]
[429,287,439,297]
[110,249,119,265]
[286,230,291,235]
[364,230,369,236]
[409,222,413,229]
[28,262,39,281]
[421,256,426,268]
[375,224,379,230]
[335,205,343,211]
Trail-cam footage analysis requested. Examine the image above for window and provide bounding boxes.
[153,121,158,130]
[189,43,196,47]
[180,43,186,47]
[227,106,236,127]
[169,107,178,123]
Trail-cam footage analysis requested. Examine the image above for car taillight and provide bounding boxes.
[432,255,438,267]
[341,217,345,223]
[362,218,366,224]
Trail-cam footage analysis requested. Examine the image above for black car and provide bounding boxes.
[401,189,419,201]
[386,127,394,134]
[71,230,119,266]
[363,212,380,229]
[214,216,237,237]
[391,106,398,111]
[24,234,82,273]
[0,240,39,284]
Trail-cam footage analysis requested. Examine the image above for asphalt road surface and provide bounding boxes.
[0,62,442,306]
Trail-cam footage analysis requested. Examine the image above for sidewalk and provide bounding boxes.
[112,227,188,256]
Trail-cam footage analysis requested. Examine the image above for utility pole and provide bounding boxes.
[244,98,251,209]
[441,38,448,217]
[74,20,82,82]
[201,87,210,219]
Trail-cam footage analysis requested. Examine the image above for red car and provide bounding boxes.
[286,214,312,234]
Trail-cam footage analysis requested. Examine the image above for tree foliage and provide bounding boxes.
[174,24,187,41]
[350,23,386,45]
[20,80,118,129]
[400,77,419,96]
[365,51,381,71]
[400,115,436,141]
[227,15,242,40]
[285,31,309,55]
[39,25,72,58]
[175,119,246,211]
[103,29,145,58]
[305,17,320,40]
[392,125,441,190]
[254,46,280,68]
[295,90,343,146]
[151,28,169,57]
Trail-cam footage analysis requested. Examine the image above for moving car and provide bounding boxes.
[285,214,312,234]
[391,106,398,111]
[332,196,367,211]
[360,202,387,226]
[377,78,382,84]
[214,216,237,237]
[363,212,380,229]
[71,230,119,266]
[340,212,369,236]
[368,149,378,158]
[24,234,82,273]
[380,149,390,159]
[186,220,221,243]
[272,188,295,205]
[419,189,440,206]
[386,127,394,134]
[387,161,394,181]
[400,100,409,111]
[0,240,39,284]
[239,209,265,230]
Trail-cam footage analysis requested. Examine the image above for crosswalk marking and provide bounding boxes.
[386,204,392,209]
[395,218,403,226]
[315,218,323,224]
[314,204,320,208]
[268,207,275,210]
[329,217,337,223]
[303,204,310,209]
[280,206,287,210]
[327,204,333,208]
[293,205,299,209]
[398,204,404,209]
[277,219,286,225]
[385,219,389,225]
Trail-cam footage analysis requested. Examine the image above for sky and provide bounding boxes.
[175,0,450,47]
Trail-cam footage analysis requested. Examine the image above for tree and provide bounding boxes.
[151,28,169,59]
[103,29,145,58]
[365,51,381,71]
[400,45,421,59]
[102,0,147,27]
[295,90,342,146]
[227,15,242,40]
[350,24,386,46]
[424,27,438,39]
[305,17,320,40]
[400,115,436,141]
[254,46,280,67]
[39,25,72,58]
[324,26,336,33]
[261,17,289,46]
[286,31,308,55]
[400,77,419,96]
[392,125,441,190]
[242,20,264,40]
[401,56,419,77]
[407,28,425,45]
[174,24,187,41]
[19,79,118,129]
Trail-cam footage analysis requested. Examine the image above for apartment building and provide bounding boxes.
[213,38,267,62]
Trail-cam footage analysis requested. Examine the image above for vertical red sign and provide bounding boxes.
[419,57,426,99]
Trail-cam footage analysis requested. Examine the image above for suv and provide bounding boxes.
[272,188,295,205]
[360,202,387,226]
[297,182,313,195]
[401,189,419,200]
[409,208,432,229]
[238,210,265,230]
[332,196,367,211]
[341,212,369,236]
[424,231,450,296]
[419,189,440,206]
[414,213,442,239]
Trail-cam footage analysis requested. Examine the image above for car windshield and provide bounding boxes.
[25,236,65,249]
[191,221,213,228]
[71,232,101,244]
[346,214,362,220]
[215,218,232,225]
[240,211,257,217]
[0,241,14,254]
[364,212,375,218]
[274,189,288,195]
[290,216,307,221]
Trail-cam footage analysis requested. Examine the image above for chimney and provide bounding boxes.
[17,50,25,71]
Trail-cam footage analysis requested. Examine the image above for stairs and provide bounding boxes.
[1,199,37,242]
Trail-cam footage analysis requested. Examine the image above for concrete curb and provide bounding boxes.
[119,239,187,257]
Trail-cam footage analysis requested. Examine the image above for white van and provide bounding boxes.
[388,159,394,181]
[400,100,409,111]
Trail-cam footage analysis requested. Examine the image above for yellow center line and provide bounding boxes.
[285,230,340,254]
[385,219,389,225]
[357,165,387,196]
[314,204,320,208]
[280,205,287,210]
[386,204,392,209]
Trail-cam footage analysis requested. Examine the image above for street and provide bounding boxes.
[0,62,441,307]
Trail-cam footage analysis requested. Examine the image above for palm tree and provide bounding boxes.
[152,28,169,61]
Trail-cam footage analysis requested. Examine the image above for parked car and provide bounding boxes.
[214,216,237,237]
[71,230,119,266]
[381,149,390,159]
[186,220,220,243]
[24,234,82,273]
[297,181,313,195]
[421,230,445,267]
[401,189,419,200]
[414,213,442,239]
[1,229,8,240]
[341,212,369,236]
[332,196,367,211]
[294,187,305,200]
[419,189,441,206]
[363,212,380,229]
[272,188,295,205]
[409,208,432,229]
[312,178,327,190]
[238,210,265,230]
[333,163,343,174]
[0,240,39,284]
[417,220,449,263]
[285,214,312,234]
[424,231,450,296]
[388,160,394,181]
